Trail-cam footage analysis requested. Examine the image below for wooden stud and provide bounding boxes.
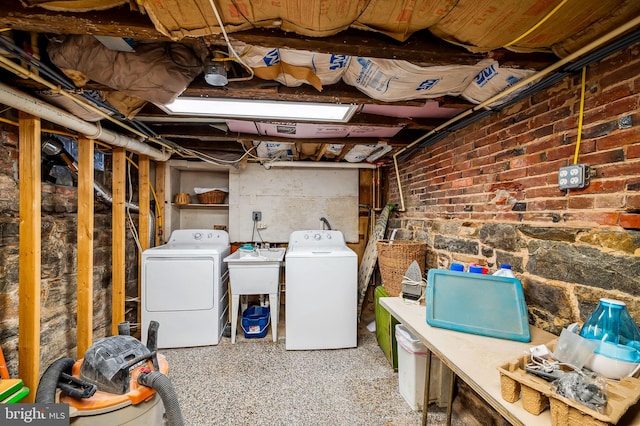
[154,161,166,246]
[76,137,94,358]
[18,111,41,403]
[314,144,329,161]
[111,148,126,335]
[138,156,150,252]
[138,155,150,328]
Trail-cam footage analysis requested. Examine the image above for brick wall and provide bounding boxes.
[0,122,139,377]
[386,42,640,332]
[383,38,640,426]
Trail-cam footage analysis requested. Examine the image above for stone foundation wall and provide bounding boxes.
[0,122,139,377]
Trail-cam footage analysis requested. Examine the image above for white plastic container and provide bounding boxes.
[493,264,515,278]
[395,324,453,410]
[395,324,429,411]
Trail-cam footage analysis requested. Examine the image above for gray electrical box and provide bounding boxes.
[558,164,590,190]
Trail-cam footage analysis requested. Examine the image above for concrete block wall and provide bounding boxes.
[0,123,139,377]
[386,42,640,333]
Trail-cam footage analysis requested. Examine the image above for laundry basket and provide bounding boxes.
[376,240,427,296]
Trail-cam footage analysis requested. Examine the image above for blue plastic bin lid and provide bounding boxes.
[425,269,531,342]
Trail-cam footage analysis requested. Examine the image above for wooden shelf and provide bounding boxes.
[172,203,229,208]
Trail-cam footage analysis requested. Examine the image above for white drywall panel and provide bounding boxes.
[229,163,359,243]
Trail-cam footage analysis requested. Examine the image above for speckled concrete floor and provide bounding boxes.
[162,309,468,426]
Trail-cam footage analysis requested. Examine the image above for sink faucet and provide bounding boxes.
[320,217,332,230]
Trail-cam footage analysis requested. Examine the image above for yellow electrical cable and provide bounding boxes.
[0,54,179,153]
[3,109,162,223]
[503,0,569,47]
[574,67,586,165]
[0,116,110,144]
[0,117,17,126]
[126,157,162,220]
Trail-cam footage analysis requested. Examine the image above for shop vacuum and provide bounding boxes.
[35,321,183,425]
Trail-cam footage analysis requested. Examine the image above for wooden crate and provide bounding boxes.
[498,340,640,426]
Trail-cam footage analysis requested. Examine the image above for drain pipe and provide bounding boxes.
[0,82,170,162]
[392,15,640,212]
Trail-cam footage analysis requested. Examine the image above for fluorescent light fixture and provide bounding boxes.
[161,98,358,123]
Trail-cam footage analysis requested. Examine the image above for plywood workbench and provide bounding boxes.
[380,297,640,425]
[379,297,546,425]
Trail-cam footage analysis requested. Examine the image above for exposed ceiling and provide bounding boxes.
[1,1,639,167]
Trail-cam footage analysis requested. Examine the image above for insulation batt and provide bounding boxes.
[47,35,205,105]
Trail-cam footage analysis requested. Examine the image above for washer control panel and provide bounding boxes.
[289,230,346,248]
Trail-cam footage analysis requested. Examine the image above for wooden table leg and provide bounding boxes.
[446,372,456,426]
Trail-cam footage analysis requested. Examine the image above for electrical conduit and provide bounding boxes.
[0,82,170,162]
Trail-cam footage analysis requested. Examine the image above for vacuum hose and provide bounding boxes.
[35,357,76,403]
[138,370,184,426]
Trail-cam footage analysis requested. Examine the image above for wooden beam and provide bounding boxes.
[18,111,41,403]
[137,156,150,329]
[183,80,428,106]
[76,137,94,358]
[0,3,164,40]
[154,161,166,246]
[0,3,555,69]
[111,148,126,336]
[204,28,556,69]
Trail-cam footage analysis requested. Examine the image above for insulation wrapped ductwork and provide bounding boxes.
[342,57,495,102]
[47,35,205,106]
[461,63,538,106]
[232,42,350,91]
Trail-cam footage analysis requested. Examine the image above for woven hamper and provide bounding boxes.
[376,240,427,296]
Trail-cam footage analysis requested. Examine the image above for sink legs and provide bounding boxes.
[231,292,279,343]
[231,294,240,344]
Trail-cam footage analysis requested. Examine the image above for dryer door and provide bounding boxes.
[144,256,215,311]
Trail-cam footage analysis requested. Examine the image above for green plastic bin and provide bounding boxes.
[374,285,399,369]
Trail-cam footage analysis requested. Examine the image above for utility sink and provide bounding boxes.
[223,247,285,343]
[224,247,285,262]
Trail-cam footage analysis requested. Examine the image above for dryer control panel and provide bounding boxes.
[167,229,230,245]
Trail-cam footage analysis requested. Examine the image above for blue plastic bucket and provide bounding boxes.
[242,306,270,338]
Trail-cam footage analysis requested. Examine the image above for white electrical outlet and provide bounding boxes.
[257,223,268,230]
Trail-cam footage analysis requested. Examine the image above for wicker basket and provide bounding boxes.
[376,240,427,297]
[197,190,226,204]
[174,192,191,204]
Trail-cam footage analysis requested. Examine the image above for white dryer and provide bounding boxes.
[285,230,357,350]
[141,229,230,348]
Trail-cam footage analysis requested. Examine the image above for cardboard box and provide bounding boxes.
[498,340,640,426]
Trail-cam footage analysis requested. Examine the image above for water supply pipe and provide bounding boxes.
[392,15,640,212]
[0,82,170,162]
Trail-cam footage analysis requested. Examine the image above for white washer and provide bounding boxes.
[285,230,357,350]
[141,229,229,348]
